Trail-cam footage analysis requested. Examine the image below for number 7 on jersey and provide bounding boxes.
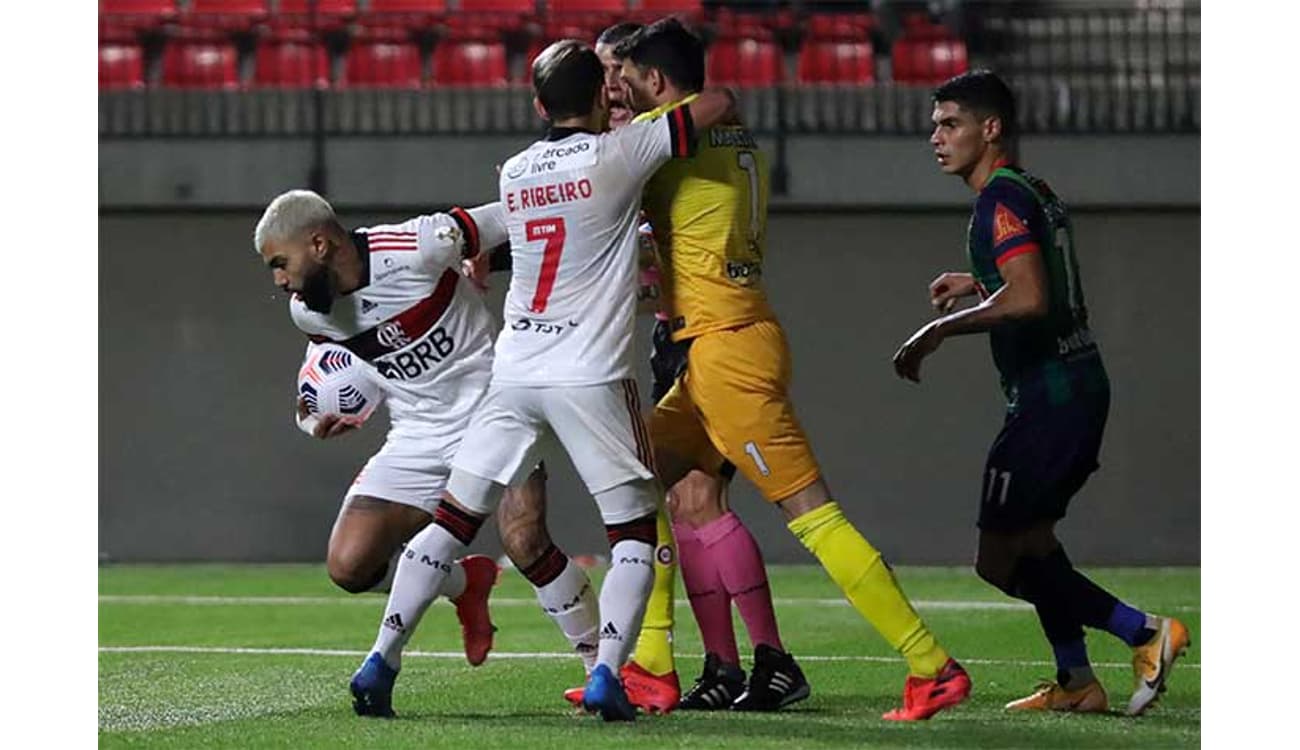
[526,218,567,313]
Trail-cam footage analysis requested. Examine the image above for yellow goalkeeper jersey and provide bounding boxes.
[635,95,776,341]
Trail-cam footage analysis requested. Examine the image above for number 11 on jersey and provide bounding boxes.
[526,218,566,313]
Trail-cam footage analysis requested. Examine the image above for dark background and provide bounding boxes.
[99,207,1198,565]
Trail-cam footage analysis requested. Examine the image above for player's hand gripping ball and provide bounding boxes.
[296,343,383,427]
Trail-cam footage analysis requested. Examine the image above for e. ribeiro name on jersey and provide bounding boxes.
[493,109,694,387]
[289,205,506,433]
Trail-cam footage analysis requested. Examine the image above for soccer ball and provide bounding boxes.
[297,343,383,425]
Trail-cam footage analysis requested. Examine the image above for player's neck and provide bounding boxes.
[549,114,601,134]
[965,149,1013,192]
[655,86,691,109]
[333,235,366,295]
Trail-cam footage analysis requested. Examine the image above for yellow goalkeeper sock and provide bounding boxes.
[630,505,677,676]
[787,502,949,677]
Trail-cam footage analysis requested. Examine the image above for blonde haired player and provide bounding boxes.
[255,190,607,718]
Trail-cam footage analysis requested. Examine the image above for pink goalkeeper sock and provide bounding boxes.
[673,521,740,665]
[696,512,784,653]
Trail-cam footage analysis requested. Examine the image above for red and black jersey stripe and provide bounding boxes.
[448,206,481,260]
[667,104,697,158]
[310,269,460,360]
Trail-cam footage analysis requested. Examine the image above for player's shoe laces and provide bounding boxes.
[349,652,398,718]
[563,661,680,713]
[1127,615,1191,716]
[451,555,499,667]
[678,653,747,711]
[731,645,811,711]
[581,664,637,722]
[881,658,972,721]
[1005,679,1108,713]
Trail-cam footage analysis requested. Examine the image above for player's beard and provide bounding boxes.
[299,264,335,314]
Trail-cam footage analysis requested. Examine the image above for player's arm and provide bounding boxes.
[928,272,979,313]
[684,86,736,133]
[613,90,733,179]
[420,202,508,273]
[894,252,1048,383]
[894,189,1049,382]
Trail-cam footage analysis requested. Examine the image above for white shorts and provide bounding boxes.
[344,429,461,516]
[452,379,656,496]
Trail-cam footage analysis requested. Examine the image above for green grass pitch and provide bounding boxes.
[99,564,1199,748]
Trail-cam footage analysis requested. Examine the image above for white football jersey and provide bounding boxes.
[290,204,507,437]
[492,109,695,387]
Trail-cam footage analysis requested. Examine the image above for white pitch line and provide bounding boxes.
[98,595,1199,612]
[98,645,1200,671]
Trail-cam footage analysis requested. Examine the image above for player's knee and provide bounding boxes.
[327,551,386,594]
[669,479,724,527]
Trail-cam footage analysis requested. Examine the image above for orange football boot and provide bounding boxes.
[1127,616,1191,716]
[1006,680,1109,713]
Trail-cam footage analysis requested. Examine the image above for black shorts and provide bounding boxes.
[977,389,1109,532]
[648,319,736,481]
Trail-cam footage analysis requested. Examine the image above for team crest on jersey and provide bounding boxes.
[376,320,411,350]
[993,203,1030,245]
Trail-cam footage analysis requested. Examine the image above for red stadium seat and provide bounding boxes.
[638,0,700,14]
[162,40,240,88]
[805,12,874,40]
[707,37,784,86]
[891,35,967,84]
[276,0,358,20]
[366,0,446,11]
[100,42,145,89]
[342,40,423,87]
[179,0,269,34]
[457,0,534,10]
[797,40,874,84]
[100,0,177,32]
[714,8,793,37]
[255,38,330,88]
[444,0,533,34]
[100,0,176,14]
[186,0,267,13]
[547,0,626,12]
[432,40,509,86]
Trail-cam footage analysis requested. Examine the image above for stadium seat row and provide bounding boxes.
[100,33,965,89]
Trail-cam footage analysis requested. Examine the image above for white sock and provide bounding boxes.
[595,539,655,673]
[533,559,599,672]
[370,523,466,671]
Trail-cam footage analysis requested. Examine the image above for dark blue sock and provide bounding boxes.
[1106,602,1151,646]
[1051,638,1090,672]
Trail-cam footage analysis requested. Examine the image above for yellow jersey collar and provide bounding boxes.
[632,93,699,124]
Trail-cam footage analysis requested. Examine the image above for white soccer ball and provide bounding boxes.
[297,343,383,425]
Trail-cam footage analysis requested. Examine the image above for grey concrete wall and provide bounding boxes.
[98,209,1199,565]
[99,134,1199,210]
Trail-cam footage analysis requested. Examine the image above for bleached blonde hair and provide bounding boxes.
[253,189,339,254]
